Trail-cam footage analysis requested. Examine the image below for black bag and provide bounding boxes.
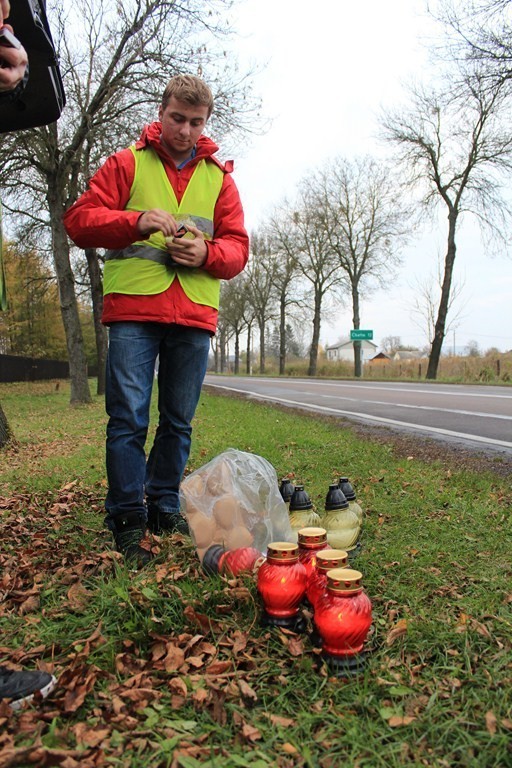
[0,0,65,132]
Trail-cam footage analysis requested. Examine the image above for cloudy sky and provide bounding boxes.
[227,0,512,353]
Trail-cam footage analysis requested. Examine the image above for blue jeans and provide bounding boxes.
[104,322,210,527]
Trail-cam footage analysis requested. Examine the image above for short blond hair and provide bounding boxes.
[162,74,214,118]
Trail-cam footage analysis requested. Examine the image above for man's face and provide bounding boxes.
[159,96,209,163]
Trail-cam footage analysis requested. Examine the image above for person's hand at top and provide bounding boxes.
[0,0,10,22]
[0,0,28,94]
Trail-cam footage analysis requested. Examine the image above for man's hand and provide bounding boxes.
[166,225,208,268]
[136,208,179,238]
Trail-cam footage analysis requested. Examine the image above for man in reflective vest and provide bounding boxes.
[64,75,249,567]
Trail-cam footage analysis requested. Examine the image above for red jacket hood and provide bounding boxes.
[135,122,233,172]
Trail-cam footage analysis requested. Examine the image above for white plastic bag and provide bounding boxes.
[180,449,294,561]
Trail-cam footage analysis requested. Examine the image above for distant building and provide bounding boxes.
[392,350,424,361]
[325,336,378,363]
[368,351,391,365]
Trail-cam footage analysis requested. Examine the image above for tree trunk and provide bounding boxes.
[427,212,457,380]
[0,400,12,447]
[352,285,362,378]
[279,292,286,375]
[246,325,251,374]
[234,331,240,374]
[213,337,219,373]
[85,248,107,395]
[353,341,362,377]
[220,327,227,372]
[48,189,91,405]
[308,288,322,376]
[259,320,265,374]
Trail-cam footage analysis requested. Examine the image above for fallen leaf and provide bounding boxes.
[191,687,208,706]
[169,677,188,697]
[170,695,186,710]
[183,605,216,633]
[151,642,167,661]
[19,595,40,615]
[164,645,186,672]
[77,726,110,748]
[66,583,89,612]
[206,660,233,675]
[287,635,305,657]
[267,714,296,727]
[62,667,97,713]
[238,679,258,704]
[471,619,492,639]
[386,619,408,646]
[485,710,497,735]
[241,723,262,742]
[187,655,206,669]
[388,715,416,727]
[231,631,248,655]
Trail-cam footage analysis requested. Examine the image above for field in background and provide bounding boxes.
[241,352,512,383]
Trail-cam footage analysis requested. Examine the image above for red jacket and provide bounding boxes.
[63,123,249,333]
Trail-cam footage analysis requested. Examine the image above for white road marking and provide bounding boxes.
[304,393,512,421]
[205,382,512,449]
[233,377,512,400]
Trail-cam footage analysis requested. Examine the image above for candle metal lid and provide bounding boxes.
[325,568,363,593]
[298,527,327,548]
[316,549,348,571]
[267,541,300,562]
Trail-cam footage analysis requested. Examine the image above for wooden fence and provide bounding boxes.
[0,354,69,382]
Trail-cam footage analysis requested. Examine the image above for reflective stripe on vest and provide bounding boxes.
[103,146,224,308]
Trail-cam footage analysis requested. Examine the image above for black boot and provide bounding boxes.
[147,504,189,536]
[111,512,153,567]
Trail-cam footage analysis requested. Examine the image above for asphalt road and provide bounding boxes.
[204,375,512,456]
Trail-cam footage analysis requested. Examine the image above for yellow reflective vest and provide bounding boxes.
[103,146,224,309]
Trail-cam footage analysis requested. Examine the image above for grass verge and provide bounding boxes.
[0,380,511,767]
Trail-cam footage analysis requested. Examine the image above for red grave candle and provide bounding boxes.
[297,527,332,581]
[257,542,307,628]
[314,568,372,677]
[220,547,265,576]
[306,548,348,609]
[202,545,264,577]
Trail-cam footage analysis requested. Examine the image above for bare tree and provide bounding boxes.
[381,72,512,378]
[380,336,402,354]
[245,232,278,374]
[465,338,481,356]
[0,0,261,404]
[265,212,305,374]
[275,188,344,377]
[408,257,467,347]
[433,0,512,84]
[218,275,249,374]
[311,156,408,377]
